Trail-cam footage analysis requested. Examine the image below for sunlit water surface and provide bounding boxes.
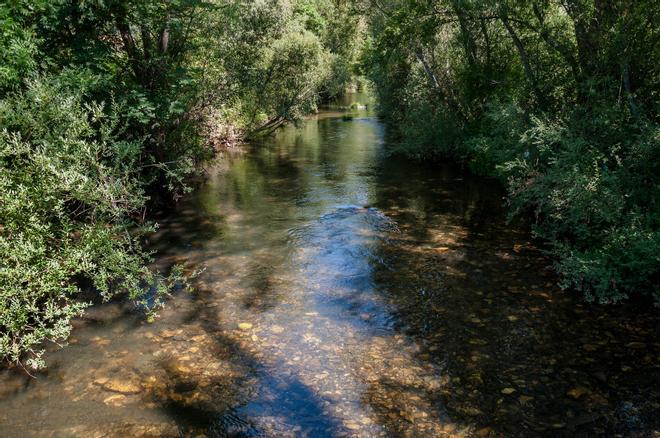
[1,99,658,437]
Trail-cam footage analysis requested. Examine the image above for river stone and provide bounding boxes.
[172,363,191,374]
[344,421,360,430]
[566,387,589,400]
[160,329,177,338]
[103,394,126,405]
[461,406,484,416]
[102,377,142,394]
[238,322,253,330]
[476,427,494,437]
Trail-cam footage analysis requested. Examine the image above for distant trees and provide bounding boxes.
[361,0,659,304]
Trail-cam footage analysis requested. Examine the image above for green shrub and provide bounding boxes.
[503,110,660,303]
[0,0,367,369]
[0,5,38,91]
[363,0,659,304]
[0,74,182,369]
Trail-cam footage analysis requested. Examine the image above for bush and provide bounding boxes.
[0,5,38,91]
[503,109,660,303]
[0,74,182,369]
[0,0,360,369]
[363,0,659,304]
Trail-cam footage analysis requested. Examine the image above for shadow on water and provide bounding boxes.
[0,99,657,437]
[362,157,660,436]
[154,299,347,437]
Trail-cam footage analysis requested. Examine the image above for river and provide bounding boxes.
[0,97,658,437]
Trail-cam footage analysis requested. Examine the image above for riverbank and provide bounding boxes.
[1,107,657,437]
[0,0,365,369]
[361,0,660,305]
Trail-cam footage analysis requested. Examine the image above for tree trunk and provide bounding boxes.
[455,9,477,67]
[116,18,144,82]
[480,18,491,67]
[621,59,639,117]
[414,47,441,92]
[501,16,546,108]
[531,4,582,95]
[159,28,170,54]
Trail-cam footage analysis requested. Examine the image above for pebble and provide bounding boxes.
[103,394,126,405]
[344,421,360,430]
[102,378,141,394]
[566,387,589,400]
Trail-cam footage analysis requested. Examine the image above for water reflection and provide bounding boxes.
[0,98,658,437]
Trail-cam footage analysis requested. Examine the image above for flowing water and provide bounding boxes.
[0,98,658,437]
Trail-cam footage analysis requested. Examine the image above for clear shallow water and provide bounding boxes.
[0,102,658,437]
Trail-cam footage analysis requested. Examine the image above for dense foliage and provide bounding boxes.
[360,0,659,304]
[0,0,364,368]
[3,0,656,370]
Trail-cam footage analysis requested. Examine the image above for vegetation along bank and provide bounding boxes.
[1,0,658,371]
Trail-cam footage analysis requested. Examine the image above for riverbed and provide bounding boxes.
[0,102,658,437]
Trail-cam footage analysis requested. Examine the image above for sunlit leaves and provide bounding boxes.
[0,75,181,369]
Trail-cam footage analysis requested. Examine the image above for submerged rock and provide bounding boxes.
[102,394,126,406]
[566,387,590,400]
[101,377,142,394]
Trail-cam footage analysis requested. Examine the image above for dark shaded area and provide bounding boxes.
[367,156,660,436]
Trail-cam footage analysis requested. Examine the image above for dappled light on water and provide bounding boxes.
[0,101,658,437]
